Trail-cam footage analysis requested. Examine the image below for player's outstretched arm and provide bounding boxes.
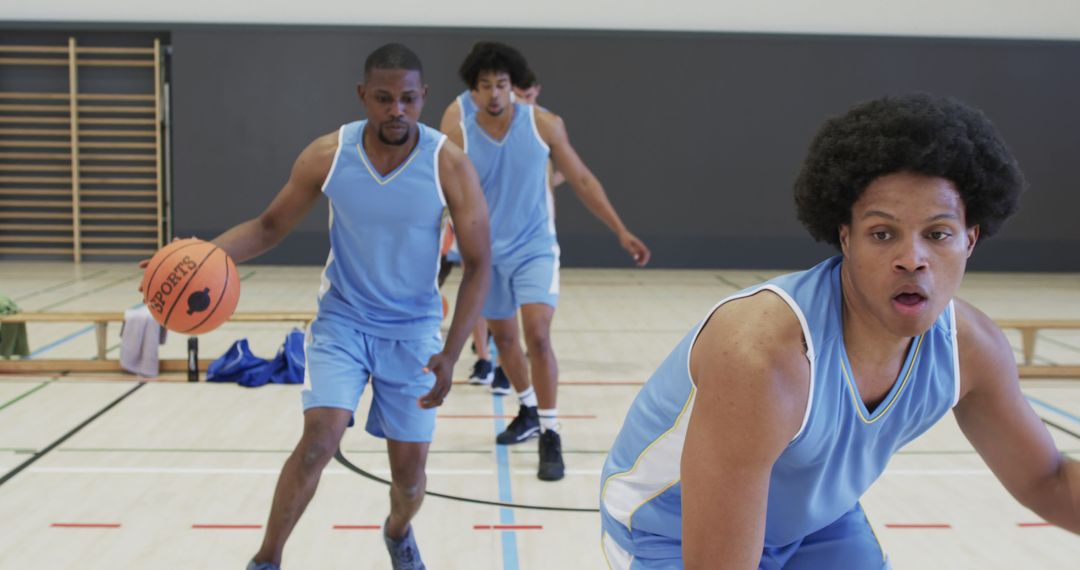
[682,292,810,569]
[537,111,651,266]
[419,139,491,409]
[953,300,1080,533]
[210,132,336,263]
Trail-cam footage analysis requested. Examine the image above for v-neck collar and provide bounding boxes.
[356,124,423,186]
[834,263,924,424]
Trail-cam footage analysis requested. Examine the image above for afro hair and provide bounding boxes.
[793,93,1025,248]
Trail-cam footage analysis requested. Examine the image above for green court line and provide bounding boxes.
[239,270,257,281]
[0,380,54,414]
[33,271,142,312]
[14,269,110,302]
[1039,335,1080,355]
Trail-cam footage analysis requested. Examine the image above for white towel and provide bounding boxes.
[119,304,167,377]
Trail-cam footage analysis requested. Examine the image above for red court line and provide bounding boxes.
[1018,522,1053,528]
[451,380,643,386]
[51,523,121,528]
[885,523,952,529]
[439,414,596,419]
[333,524,381,530]
[473,524,544,530]
[191,524,263,529]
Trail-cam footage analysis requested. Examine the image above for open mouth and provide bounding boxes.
[891,290,929,315]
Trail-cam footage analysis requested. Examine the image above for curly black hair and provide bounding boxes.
[458,41,530,90]
[793,93,1025,248]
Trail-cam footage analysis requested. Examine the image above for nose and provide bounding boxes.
[893,237,928,273]
[389,99,405,118]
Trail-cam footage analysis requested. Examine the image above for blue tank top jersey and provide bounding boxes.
[316,120,448,340]
[600,256,960,558]
[457,90,478,119]
[461,103,556,263]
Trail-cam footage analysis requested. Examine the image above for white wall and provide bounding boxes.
[2,0,1080,40]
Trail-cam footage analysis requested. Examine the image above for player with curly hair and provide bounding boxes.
[599,93,1079,569]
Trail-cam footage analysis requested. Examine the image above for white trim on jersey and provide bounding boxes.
[601,530,633,569]
[320,126,345,193]
[949,300,962,408]
[528,104,551,154]
[432,135,449,292]
[317,207,335,303]
[432,135,448,208]
[600,284,817,534]
[548,244,561,294]
[458,115,469,154]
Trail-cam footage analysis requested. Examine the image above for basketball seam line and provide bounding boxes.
[181,251,233,334]
[162,245,221,329]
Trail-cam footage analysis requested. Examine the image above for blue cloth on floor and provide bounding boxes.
[207,329,305,387]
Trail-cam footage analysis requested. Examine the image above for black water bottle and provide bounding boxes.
[187,336,199,382]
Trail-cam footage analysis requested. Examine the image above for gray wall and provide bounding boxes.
[11,25,1080,270]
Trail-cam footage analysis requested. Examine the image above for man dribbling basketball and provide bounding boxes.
[196,43,491,570]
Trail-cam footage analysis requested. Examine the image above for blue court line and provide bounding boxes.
[492,396,520,570]
[1026,395,1080,426]
[29,325,96,358]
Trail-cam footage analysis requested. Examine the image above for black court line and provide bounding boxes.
[33,272,141,312]
[14,269,109,302]
[334,450,599,513]
[0,382,146,487]
[714,275,744,290]
[1042,417,1080,441]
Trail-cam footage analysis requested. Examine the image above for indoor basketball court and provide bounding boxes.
[2,3,1080,570]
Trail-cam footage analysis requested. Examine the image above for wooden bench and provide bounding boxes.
[0,311,314,375]
[994,319,1080,379]
[1,313,1078,378]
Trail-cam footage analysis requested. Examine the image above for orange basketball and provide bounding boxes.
[141,238,240,334]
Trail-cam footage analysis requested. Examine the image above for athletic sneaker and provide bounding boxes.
[538,430,565,481]
[467,358,494,385]
[490,366,513,395]
[496,404,540,445]
[246,561,280,570]
[384,520,426,570]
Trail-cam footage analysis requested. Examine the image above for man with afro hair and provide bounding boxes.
[599,93,1079,568]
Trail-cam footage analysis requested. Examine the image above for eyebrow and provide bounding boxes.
[862,210,959,223]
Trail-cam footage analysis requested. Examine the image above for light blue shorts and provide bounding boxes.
[301,317,442,443]
[482,249,560,320]
[602,503,889,570]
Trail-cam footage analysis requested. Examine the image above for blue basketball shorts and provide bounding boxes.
[301,317,443,443]
[601,503,889,569]
[482,247,560,320]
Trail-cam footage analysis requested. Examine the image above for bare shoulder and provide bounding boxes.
[437,136,470,174]
[954,298,1016,398]
[690,290,810,429]
[439,100,462,134]
[534,107,567,140]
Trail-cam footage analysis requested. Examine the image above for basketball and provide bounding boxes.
[141,238,240,334]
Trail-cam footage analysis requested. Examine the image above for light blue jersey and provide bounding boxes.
[462,102,556,264]
[317,120,448,340]
[457,89,478,119]
[600,256,959,562]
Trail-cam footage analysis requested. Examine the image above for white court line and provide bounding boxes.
[26,466,992,476]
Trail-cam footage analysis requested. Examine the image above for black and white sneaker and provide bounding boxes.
[467,359,494,385]
[538,430,565,481]
[490,366,513,395]
[496,404,540,445]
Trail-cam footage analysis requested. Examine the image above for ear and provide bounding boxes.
[356,83,366,101]
[965,225,980,258]
[422,84,429,99]
[838,225,851,257]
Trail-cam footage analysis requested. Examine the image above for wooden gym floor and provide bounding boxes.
[0,261,1078,569]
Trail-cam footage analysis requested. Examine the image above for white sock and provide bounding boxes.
[538,408,559,432]
[518,387,538,408]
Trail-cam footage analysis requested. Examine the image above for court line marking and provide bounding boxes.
[492,395,520,570]
[50,522,121,529]
[14,268,109,302]
[27,466,1001,477]
[1026,395,1080,426]
[0,380,53,413]
[0,381,146,487]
